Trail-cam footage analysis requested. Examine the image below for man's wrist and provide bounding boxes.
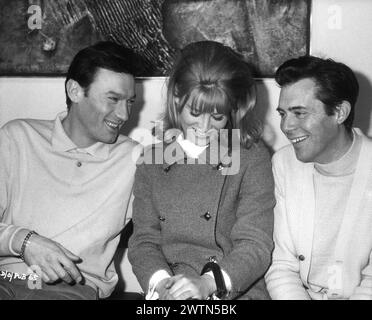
[11,228,31,256]
[20,231,38,261]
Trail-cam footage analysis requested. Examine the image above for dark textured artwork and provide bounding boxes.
[0,0,309,77]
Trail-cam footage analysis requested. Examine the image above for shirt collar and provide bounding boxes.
[161,130,237,170]
[51,111,109,160]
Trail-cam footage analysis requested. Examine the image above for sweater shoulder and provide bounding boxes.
[1,118,53,139]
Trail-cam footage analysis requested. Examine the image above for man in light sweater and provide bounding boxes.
[265,56,372,300]
[0,42,143,299]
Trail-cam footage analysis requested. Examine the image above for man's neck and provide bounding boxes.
[315,129,360,176]
[317,127,354,165]
[61,110,92,149]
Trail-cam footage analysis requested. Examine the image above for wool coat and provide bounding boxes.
[128,139,275,299]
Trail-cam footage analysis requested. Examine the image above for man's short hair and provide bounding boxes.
[275,55,359,131]
[65,41,143,110]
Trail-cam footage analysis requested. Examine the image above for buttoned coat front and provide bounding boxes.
[128,140,275,299]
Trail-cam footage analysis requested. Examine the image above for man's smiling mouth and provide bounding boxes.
[104,120,122,130]
[289,135,309,144]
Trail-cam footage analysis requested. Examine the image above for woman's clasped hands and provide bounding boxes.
[156,274,217,300]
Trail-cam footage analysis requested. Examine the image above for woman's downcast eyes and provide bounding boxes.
[187,107,226,122]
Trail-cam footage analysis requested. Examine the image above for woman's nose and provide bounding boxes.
[196,114,211,132]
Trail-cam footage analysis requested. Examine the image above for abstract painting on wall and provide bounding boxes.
[0,0,310,77]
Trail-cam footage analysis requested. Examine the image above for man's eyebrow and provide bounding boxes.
[106,91,136,99]
[276,106,306,112]
[288,106,306,111]
[106,91,122,96]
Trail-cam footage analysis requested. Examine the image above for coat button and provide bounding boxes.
[76,161,82,167]
[208,256,217,263]
[169,262,179,269]
[216,163,223,171]
[298,255,305,261]
[202,212,211,221]
[159,216,165,221]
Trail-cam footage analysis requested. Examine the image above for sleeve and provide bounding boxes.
[0,126,23,256]
[124,192,135,224]
[218,143,275,299]
[264,152,311,299]
[127,163,173,292]
[350,253,372,300]
[145,269,172,300]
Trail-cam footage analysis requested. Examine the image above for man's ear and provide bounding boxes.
[66,79,84,104]
[335,101,351,125]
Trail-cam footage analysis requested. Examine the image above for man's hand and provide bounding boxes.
[23,234,83,285]
[162,274,216,300]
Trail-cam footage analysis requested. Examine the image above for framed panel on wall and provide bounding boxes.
[0,0,310,77]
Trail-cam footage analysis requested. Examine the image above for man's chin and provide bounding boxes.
[103,133,119,145]
[294,151,313,163]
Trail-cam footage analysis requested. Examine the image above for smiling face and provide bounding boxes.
[64,68,135,147]
[277,78,349,164]
[179,104,228,147]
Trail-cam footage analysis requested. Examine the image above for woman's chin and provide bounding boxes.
[189,136,210,147]
[196,140,209,147]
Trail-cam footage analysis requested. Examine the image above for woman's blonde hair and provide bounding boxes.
[164,41,261,149]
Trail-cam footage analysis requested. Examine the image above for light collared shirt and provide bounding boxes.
[0,112,142,298]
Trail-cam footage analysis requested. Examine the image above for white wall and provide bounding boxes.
[0,77,285,149]
[1,1,371,149]
[311,0,372,136]
[1,0,372,293]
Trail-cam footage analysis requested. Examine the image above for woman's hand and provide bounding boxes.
[164,274,216,300]
[156,274,183,300]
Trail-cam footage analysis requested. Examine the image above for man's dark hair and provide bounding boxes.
[275,55,359,132]
[65,41,143,110]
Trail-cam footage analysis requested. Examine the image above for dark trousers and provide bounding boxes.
[0,278,97,300]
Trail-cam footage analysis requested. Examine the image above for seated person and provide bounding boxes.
[0,41,143,300]
[128,41,275,300]
[265,55,372,300]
